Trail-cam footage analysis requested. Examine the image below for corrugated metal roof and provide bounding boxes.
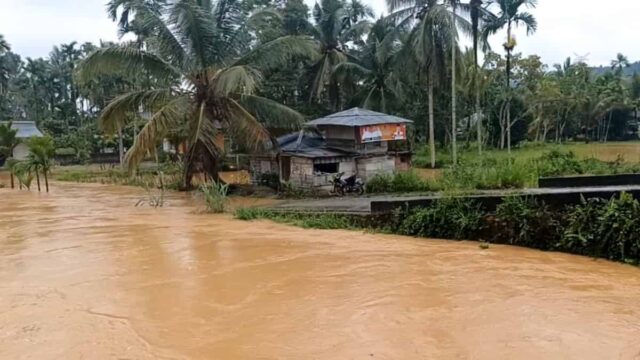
[1,121,44,138]
[278,131,355,158]
[306,107,413,127]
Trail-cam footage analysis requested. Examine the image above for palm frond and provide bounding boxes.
[225,98,276,152]
[99,88,177,134]
[212,66,263,96]
[125,95,190,170]
[386,0,419,13]
[236,95,305,130]
[77,45,180,83]
[247,8,283,28]
[333,62,372,79]
[135,7,191,70]
[170,0,220,66]
[234,35,319,71]
[342,20,373,43]
[513,12,537,34]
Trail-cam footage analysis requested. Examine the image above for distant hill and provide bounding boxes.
[591,61,640,77]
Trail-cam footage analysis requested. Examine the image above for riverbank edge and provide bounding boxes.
[235,194,640,267]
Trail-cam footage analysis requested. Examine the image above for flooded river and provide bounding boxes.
[1,183,640,359]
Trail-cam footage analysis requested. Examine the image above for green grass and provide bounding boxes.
[53,163,182,189]
[200,182,229,213]
[404,143,640,193]
[414,141,640,169]
[235,208,358,229]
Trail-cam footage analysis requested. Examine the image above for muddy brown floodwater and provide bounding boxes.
[1,183,640,360]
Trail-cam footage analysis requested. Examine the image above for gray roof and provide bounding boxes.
[278,131,355,159]
[306,107,413,127]
[1,121,44,138]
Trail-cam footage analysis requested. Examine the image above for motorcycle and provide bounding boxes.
[331,172,365,196]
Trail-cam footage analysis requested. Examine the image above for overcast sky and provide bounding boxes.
[0,0,638,67]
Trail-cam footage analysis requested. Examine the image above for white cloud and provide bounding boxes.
[1,0,638,66]
[0,0,120,58]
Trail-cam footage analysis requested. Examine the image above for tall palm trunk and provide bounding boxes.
[505,21,512,155]
[44,169,49,193]
[604,111,613,142]
[428,76,436,169]
[472,0,482,154]
[117,126,124,167]
[35,168,41,192]
[10,172,14,189]
[475,49,482,154]
[450,3,458,165]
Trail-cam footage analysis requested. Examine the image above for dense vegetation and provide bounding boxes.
[236,192,640,266]
[366,149,640,193]
[1,0,640,186]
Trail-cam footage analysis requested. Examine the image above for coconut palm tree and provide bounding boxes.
[26,136,56,192]
[0,35,8,53]
[308,0,372,111]
[469,0,494,153]
[333,18,404,112]
[9,160,34,191]
[610,53,630,76]
[107,0,167,37]
[388,0,457,168]
[78,0,318,189]
[0,34,11,96]
[0,121,19,188]
[482,0,537,153]
[443,0,469,164]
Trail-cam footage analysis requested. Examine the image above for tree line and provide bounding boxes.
[1,0,639,187]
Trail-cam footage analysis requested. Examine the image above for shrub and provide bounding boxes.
[399,198,485,240]
[200,181,229,213]
[559,198,605,255]
[365,174,393,193]
[366,171,432,194]
[493,196,562,250]
[560,194,640,264]
[535,150,584,177]
[439,158,534,190]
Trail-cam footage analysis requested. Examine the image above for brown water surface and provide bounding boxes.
[1,183,640,359]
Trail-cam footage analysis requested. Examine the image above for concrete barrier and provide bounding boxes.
[370,186,640,214]
[539,174,640,188]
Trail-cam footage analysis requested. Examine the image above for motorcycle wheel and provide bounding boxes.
[356,185,365,195]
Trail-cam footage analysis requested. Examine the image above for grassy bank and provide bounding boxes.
[414,141,640,168]
[369,147,640,194]
[236,193,640,267]
[52,163,183,189]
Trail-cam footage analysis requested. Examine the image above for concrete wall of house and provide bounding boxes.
[395,154,411,172]
[13,143,29,161]
[357,156,397,181]
[357,141,389,155]
[249,157,279,182]
[289,157,315,187]
[321,126,357,150]
[321,126,356,140]
[339,160,356,175]
[287,157,359,188]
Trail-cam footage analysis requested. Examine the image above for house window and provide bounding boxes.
[313,162,339,174]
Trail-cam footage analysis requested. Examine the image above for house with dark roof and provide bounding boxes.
[1,121,44,161]
[250,108,413,189]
